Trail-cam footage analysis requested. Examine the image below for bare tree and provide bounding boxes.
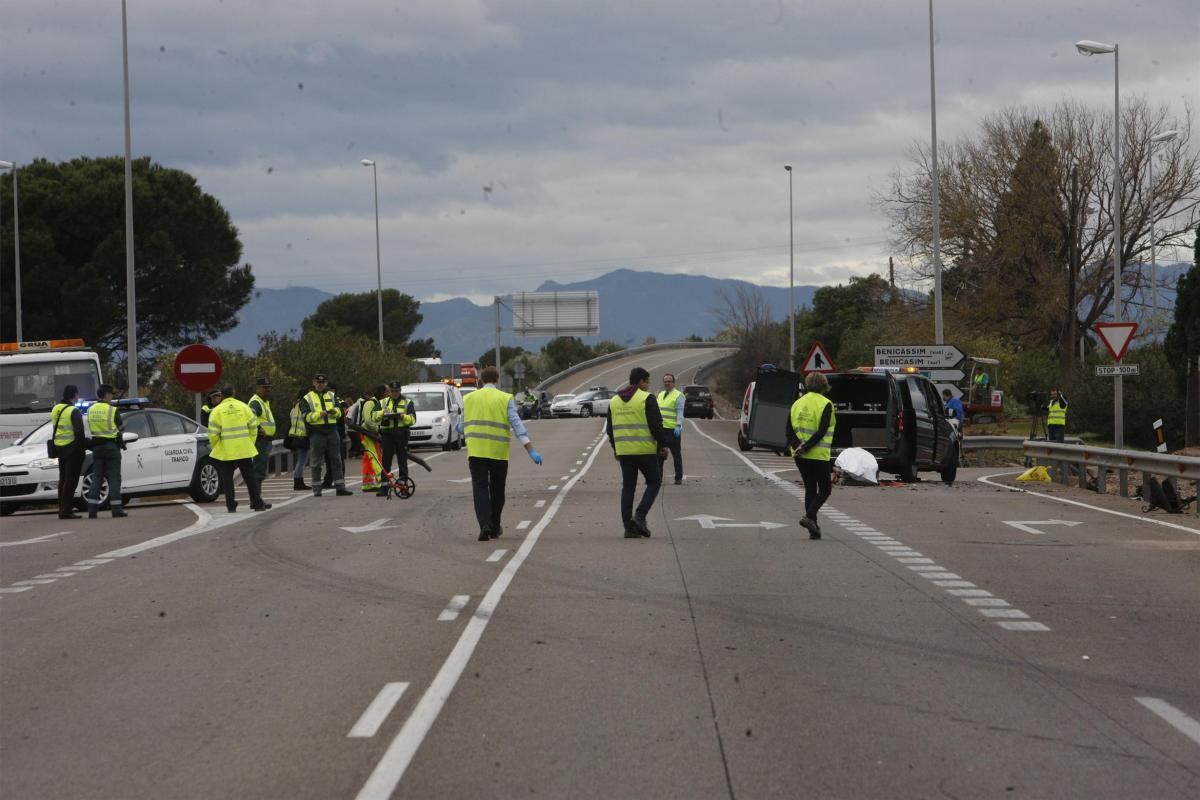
[881,98,1200,379]
[713,284,787,390]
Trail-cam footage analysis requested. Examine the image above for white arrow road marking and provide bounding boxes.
[0,531,76,547]
[675,514,788,530]
[1003,520,1083,536]
[340,518,400,534]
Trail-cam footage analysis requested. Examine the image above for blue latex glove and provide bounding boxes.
[674,425,682,439]
[528,448,543,466]
[455,422,463,437]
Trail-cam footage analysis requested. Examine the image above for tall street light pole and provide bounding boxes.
[0,161,19,341]
[122,0,138,395]
[1149,129,1179,334]
[1076,39,1122,447]
[784,164,795,372]
[361,159,384,352]
[929,0,943,345]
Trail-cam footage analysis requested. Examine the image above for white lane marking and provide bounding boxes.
[948,589,993,597]
[0,586,32,594]
[447,478,473,484]
[534,500,546,509]
[908,565,945,572]
[485,549,507,563]
[74,559,112,566]
[34,573,73,580]
[1003,520,1083,536]
[437,595,471,622]
[340,518,399,534]
[13,579,57,586]
[897,557,935,564]
[965,598,1011,607]
[978,608,1030,619]
[547,485,560,491]
[575,460,583,465]
[569,468,577,473]
[355,425,608,800]
[979,471,1200,536]
[516,520,530,530]
[919,573,962,580]
[1136,698,1200,747]
[997,621,1051,631]
[0,531,76,547]
[932,580,975,588]
[348,683,410,739]
[560,475,570,481]
[69,565,96,571]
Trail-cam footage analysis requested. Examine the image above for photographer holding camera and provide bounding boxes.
[1045,388,1068,442]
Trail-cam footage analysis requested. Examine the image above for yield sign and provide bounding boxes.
[802,341,836,374]
[1094,322,1138,362]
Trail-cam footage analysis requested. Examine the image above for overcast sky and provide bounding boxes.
[2,1,1196,304]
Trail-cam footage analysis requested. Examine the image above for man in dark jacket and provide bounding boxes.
[51,385,88,520]
[606,367,675,538]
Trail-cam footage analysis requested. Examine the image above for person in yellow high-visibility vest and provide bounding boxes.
[463,366,542,541]
[86,384,127,519]
[248,378,276,487]
[358,385,386,492]
[1045,389,1069,443]
[786,372,836,539]
[606,366,674,538]
[50,384,87,520]
[656,372,685,485]
[208,385,271,513]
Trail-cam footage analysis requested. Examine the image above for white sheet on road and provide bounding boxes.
[835,447,878,485]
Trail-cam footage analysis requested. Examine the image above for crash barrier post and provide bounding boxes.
[1022,441,1200,516]
[269,440,294,476]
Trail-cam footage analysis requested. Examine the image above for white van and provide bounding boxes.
[401,382,465,450]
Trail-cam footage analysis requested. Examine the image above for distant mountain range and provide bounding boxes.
[213,269,820,361]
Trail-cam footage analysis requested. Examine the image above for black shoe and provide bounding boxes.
[674,477,683,485]
[632,515,652,537]
[478,529,492,542]
[312,487,322,497]
[111,508,128,518]
[227,503,239,513]
[800,517,821,539]
[335,487,353,496]
[252,502,272,512]
[376,489,389,498]
[321,480,334,489]
[88,508,98,519]
[624,524,641,539]
[294,479,310,491]
[491,526,503,539]
[60,513,81,520]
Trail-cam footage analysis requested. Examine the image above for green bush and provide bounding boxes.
[1065,343,1183,449]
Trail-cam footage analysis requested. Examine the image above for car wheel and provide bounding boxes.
[189,458,221,503]
[737,431,752,452]
[940,449,959,485]
[79,474,111,510]
[580,406,593,418]
[451,433,463,451]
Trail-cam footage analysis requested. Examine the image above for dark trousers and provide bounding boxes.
[253,436,272,484]
[56,444,85,517]
[619,454,662,526]
[380,432,411,482]
[468,456,508,534]
[88,440,123,510]
[1048,425,1065,443]
[310,428,344,487]
[216,458,264,510]
[658,431,683,480]
[795,458,833,521]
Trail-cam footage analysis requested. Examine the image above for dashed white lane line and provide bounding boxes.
[485,549,507,563]
[516,520,531,530]
[575,460,583,465]
[534,500,546,509]
[348,683,410,739]
[546,485,560,491]
[75,558,112,566]
[437,595,470,622]
[560,475,571,481]
[998,621,1052,631]
[1136,698,1200,747]
[0,587,32,594]
[13,579,56,586]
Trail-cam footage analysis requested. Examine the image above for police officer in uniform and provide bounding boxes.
[247,378,276,487]
[463,366,542,540]
[1045,389,1069,443]
[373,381,415,496]
[606,367,673,538]
[208,384,271,512]
[200,388,222,426]
[301,374,352,497]
[288,390,311,491]
[51,385,87,520]
[656,372,685,485]
[786,372,836,539]
[86,384,127,518]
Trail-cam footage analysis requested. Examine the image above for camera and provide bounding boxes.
[1026,390,1048,416]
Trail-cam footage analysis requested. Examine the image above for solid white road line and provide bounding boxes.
[979,471,1200,536]
[74,558,112,565]
[0,531,76,547]
[348,683,410,739]
[355,424,608,800]
[516,520,530,530]
[485,549,507,563]
[1136,698,1200,747]
[437,595,470,622]
[0,586,32,594]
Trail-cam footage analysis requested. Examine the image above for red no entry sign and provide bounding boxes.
[173,344,223,393]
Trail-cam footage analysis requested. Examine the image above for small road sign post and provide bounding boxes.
[1094,322,1139,450]
[1095,364,1139,377]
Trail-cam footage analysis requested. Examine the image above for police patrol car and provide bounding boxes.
[0,399,221,515]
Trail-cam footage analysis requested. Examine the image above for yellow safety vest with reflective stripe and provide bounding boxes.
[657,388,682,430]
[463,386,512,460]
[360,398,380,433]
[51,403,78,447]
[208,399,260,460]
[611,389,657,456]
[289,403,307,438]
[87,402,119,440]
[375,396,414,430]
[249,394,276,437]
[790,392,835,462]
[303,390,340,428]
[1047,399,1067,427]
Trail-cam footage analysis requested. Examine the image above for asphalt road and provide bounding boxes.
[2,346,1198,799]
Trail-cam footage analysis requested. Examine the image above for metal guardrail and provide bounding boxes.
[962,435,1083,451]
[1023,440,1200,514]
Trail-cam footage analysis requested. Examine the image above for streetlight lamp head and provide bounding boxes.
[784,164,792,171]
[1151,129,1179,143]
[0,161,12,169]
[1075,40,1116,56]
[360,159,375,166]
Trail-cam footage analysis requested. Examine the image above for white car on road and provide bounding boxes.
[552,388,614,418]
[0,405,221,515]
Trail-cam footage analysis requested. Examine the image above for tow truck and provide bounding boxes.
[0,339,103,450]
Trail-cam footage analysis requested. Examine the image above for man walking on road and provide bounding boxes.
[248,378,276,487]
[208,385,271,513]
[86,384,126,519]
[787,372,836,539]
[301,374,353,497]
[607,366,673,538]
[463,365,542,541]
[656,372,685,485]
